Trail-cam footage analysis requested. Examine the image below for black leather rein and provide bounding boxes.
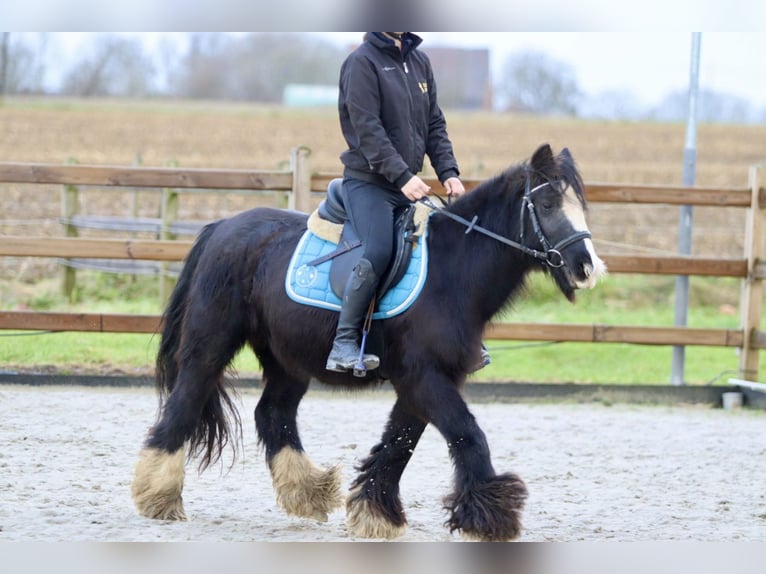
[419,177,591,269]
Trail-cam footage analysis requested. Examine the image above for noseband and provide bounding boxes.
[420,170,591,268]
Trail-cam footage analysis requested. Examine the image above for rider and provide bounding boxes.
[325,32,490,374]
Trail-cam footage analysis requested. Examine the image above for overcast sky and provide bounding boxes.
[29,31,766,112]
[8,0,762,109]
[314,32,766,109]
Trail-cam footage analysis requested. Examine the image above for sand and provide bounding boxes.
[1,384,764,541]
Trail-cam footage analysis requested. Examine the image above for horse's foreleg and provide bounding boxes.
[413,377,528,542]
[346,399,427,539]
[255,359,343,522]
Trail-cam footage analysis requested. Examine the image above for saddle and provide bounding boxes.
[286,181,431,320]
[313,179,419,300]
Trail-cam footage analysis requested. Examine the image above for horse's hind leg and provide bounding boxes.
[131,441,187,521]
[346,398,427,539]
[410,375,528,541]
[254,354,343,522]
[132,320,245,521]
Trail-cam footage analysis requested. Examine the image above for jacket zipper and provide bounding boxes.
[402,58,415,167]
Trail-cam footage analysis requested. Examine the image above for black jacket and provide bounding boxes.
[338,32,460,191]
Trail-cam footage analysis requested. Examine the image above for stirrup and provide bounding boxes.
[468,346,491,374]
[325,354,379,373]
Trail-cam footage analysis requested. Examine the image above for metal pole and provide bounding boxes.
[671,32,702,385]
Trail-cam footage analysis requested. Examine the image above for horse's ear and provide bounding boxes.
[558,147,575,170]
[530,144,554,172]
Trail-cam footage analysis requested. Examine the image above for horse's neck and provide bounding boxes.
[428,200,532,321]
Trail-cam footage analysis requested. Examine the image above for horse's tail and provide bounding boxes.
[154,220,241,470]
[156,221,221,397]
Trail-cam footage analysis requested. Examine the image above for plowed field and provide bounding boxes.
[1,97,765,281]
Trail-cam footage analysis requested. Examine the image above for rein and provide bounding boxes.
[421,173,591,269]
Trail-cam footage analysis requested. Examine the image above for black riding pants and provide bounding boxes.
[343,177,412,278]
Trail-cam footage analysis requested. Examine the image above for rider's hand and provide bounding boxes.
[443,177,466,199]
[401,175,431,202]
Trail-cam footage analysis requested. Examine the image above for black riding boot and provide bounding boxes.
[325,258,380,373]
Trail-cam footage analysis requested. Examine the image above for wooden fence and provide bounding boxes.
[1,148,764,380]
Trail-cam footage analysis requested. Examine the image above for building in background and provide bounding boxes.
[425,47,492,110]
[283,46,492,111]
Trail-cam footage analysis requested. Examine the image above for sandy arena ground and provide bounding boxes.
[1,384,765,542]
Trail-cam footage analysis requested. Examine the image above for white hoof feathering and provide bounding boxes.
[270,448,343,522]
[131,447,187,521]
[346,486,407,539]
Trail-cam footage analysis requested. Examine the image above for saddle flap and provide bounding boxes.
[329,224,363,298]
[376,204,417,296]
[328,205,418,301]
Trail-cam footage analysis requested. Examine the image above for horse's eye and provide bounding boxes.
[541,201,554,211]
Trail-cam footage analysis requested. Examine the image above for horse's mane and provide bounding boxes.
[474,148,586,206]
[446,148,586,231]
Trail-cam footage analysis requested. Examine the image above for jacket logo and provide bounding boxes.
[382,66,396,71]
[418,82,428,94]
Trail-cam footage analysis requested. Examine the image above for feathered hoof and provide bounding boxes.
[270,448,344,522]
[346,485,407,539]
[131,447,187,521]
[444,472,528,541]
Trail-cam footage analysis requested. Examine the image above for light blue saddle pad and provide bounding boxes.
[285,225,429,320]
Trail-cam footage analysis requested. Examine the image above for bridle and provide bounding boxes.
[420,169,592,268]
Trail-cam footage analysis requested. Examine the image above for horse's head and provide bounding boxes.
[522,144,606,301]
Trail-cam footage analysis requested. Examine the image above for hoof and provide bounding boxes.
[131,447,187,520]
[444,472,527,541]
[346,485,407,539]
[270,448,344,521]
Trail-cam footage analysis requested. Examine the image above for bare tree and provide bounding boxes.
[579,89,645,121]
[173,33,345,101]
[496,50,581,116]
[0,33,9,97]
[231,33,345,101]
[174,33,235,99]
[649,88,758,124]
[60,35,156,97]
[0,33,48,95]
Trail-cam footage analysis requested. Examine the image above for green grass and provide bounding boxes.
[476,272,743,384]
[0,270,750,385]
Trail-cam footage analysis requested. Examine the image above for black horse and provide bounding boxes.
[131,144,605,541]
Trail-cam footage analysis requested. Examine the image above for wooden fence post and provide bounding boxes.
[289,146,312,213]
[60,158,79,301]
[159,187,179,304]
[131,153,143,226]
[274,156,291,210]
[739,164,766,380]
[159,159,180,304]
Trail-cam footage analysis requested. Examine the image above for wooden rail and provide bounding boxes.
[0,236,752,278]
[0,162,755,206]
[486,322,746,348]
[1,154,764,380]
[0,162,293,190]
[0,311,750,350]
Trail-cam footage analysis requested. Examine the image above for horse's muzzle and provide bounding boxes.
[573,241,607,290]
